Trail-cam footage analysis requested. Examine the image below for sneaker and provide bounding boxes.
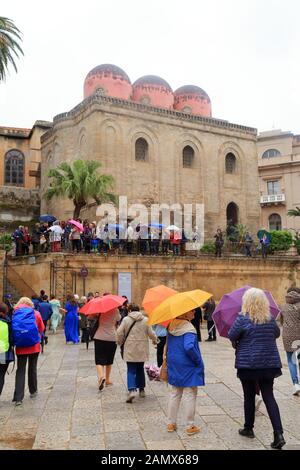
[167,423,177,433]
[238,428,255,438]
[293,384,300,396]
[186,426,200,436]
[255,396,262,412]
[139,389,146,398]
[15,401,22,406]
[126,391,136,403]
[30,392,38,398]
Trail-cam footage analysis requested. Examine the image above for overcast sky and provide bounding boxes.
[1,0,299,134]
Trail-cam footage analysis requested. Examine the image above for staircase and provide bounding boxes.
[3,262,38,302]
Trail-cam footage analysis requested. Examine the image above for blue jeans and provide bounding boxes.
[127,362,145,392]
[286,351,300,385]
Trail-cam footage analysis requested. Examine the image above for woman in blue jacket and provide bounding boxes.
[166,310,204,436]
[228,288,285,449]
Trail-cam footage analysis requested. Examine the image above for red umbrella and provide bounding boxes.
[69,219,84,232]
[79,295,126,315]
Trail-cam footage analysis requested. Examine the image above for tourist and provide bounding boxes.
[260,233,269,259]
[13,226,25,257]
[62,295,80,344]
[23,227,31,255]
[203,297,216,341]
[166,310,205,436]
[244,231,253,257]
[118,296,129,324]
[95,292,100,298]
[83,223,93,254]
[87,292,94,302]
[162,228,170,255]
[0,303,14,397]
[191,307,202,342]
[152,323,167,367]
[37,295,53,345]
[214,229,223,257]
[49,294,63,334]
[280,287,300,396]
[31,295,40,311]
[48,220,63,253]
[70,226,82,253]
[12,297,44,406]
[228,288,285,449]
[126,224,134,255]
[93,307,121,390]
[117,303,157,402]
[31,223,41,254]
[170,230,181,256]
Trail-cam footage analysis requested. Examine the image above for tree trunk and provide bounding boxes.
[73,201,86,219]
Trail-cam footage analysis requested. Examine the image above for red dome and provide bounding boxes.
[174,85,211,117]
[132,75,174,109]
[84,64,132,100]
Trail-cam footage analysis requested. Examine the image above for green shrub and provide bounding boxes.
[294,238,300,255]
[200,242,215,254]
[0,234,12,252]
[269,230,293,252]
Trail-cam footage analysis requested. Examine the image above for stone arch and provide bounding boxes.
[226,201,239,225]
[4,149,25,186]
[78,127,88,158]
[218,141,244,175]
[128,126,159,163]
[176,133,204,170]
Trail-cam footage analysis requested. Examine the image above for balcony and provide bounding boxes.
[260,194,286,205]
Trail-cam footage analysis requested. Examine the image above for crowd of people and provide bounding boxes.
[11,220,200,257]
[1,285,300,450]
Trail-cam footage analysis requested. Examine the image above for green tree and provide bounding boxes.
[287,207,300,217]
[44,160,117,219]
[0,16,24,81]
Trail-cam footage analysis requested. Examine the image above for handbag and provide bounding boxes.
[120,319,136,359]
[40,235,47,245]
[159,337,168,382]
[89,315,100,340]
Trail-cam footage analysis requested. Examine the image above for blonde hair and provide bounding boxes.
[241,288,271,324]
[15,297,34,308]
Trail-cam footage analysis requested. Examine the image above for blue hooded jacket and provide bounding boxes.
[167,320,205,387]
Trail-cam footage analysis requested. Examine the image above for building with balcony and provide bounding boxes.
[258,129,300,232]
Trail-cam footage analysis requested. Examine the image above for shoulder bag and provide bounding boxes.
[120,319,136,359]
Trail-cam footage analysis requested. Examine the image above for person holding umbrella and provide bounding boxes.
[228,288,285,449]
[148,289,211,436]
[258,230,270,259]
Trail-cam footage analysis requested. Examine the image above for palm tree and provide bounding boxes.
[44,160,117,218]
[288,207,300,217]
[0,16,24,81]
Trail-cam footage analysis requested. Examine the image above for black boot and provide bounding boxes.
[238,428,255,438]
[271,432,286,449]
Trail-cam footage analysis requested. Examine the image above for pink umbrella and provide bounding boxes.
[69,219,83,232]
[212,285,280,338]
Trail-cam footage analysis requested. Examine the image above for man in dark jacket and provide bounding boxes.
[38,295,53,344]
[203,298,216,341]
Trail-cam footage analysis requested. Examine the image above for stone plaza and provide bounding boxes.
[0,327,299,451]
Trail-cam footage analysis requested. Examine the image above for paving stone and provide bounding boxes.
[146,440,185,450]
[105,431,146,450]
[104,418,140,432]
[33,431,70,450]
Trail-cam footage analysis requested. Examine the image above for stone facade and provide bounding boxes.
[0,121,52,224]
[3,253,300,306]
[41,94,260,239]
[258,129,300,232]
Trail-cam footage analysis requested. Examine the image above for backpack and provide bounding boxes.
[0,319,9,353]
[12,307,40,348]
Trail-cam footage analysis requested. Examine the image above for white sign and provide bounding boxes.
[118,272,132,302]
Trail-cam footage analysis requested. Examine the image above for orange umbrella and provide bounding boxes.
[142,285,178,327]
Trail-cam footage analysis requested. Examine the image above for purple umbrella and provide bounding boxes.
[212,285,280,338]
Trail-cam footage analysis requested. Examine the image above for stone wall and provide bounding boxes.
[3,254,300,306]
[0,186,40,224]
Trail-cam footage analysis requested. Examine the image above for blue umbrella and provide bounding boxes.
[107,224,124,230]
[149,223,165,228]
[39,214,57,223]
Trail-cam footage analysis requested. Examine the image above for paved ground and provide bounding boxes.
[0,327,300,451]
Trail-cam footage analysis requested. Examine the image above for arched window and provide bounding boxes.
[225,152,236,174]
[262,149,281,159]
[135,138,148,161]
[226,202,239,226]
[4,149,24,186]
[269,213,282,231]
[183,145,194,168]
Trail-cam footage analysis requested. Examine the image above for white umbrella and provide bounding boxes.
[166,225,180,231]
